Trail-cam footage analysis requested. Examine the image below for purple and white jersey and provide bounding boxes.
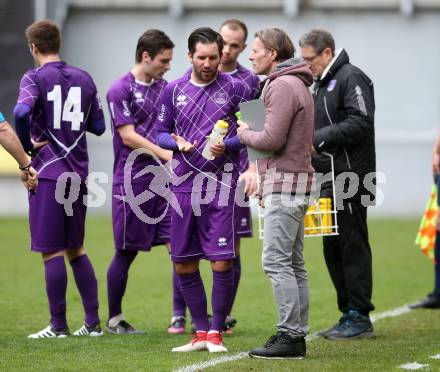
[230,64,260,173]
[107,72,167,185]
[231,63,260,102]
[156,71,246,193]
[17,61,104,180]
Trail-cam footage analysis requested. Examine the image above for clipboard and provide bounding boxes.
[239,99,273,161]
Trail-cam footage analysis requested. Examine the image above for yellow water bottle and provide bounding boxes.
[201,120,229,160]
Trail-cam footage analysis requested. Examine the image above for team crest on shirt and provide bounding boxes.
[218,237,227,247]
[134,91,145,104]
[327,79,337,92]
[214,92,228,105]
[176,94,187,107]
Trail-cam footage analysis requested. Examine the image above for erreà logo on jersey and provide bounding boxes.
[214,92,227,105]
[158,104,166,122]
[176,94,187,106]
[218,237,227,247]
[122,100,130,117]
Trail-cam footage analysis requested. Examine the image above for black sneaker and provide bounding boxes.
[224,316,237,334]
[325,310,375,340]
[410,293,440,309]
[106,320,145,335]
[249,332,306,359]
[317,313,348,337]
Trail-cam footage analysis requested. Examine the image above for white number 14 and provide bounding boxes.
[47,85,84,131]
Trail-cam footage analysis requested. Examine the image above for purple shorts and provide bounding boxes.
[112,183,170,251]
[170,191,237,263]
[29,179,87,253]
[235,204,253,238]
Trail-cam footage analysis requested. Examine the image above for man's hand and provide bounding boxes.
[171,133,197,152]
[237,119,250,137]
[210,142,225,158]
[311,145,317,155]
[238,168,257,196]
[31,138,49,151]
[20,166,38,191]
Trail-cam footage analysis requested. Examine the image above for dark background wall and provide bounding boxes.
[0,0,34,120]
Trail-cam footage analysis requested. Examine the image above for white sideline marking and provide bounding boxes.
[370,304,412,322]
[175,304,414,372]
[399,362,428,370]
[175,352,248,372]
[430,354,440,359]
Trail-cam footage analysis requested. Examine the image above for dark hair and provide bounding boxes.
[299,28,335,55]
[188,27,224,55]
[25,20,61,55]
[254,28,295,62]
[220,19,248,42]
[135,29,174,62]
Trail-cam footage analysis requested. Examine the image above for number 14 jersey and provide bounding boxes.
[17,61,104,180]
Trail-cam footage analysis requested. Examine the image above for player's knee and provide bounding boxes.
[211,260,233,272]
[174,261,199,275]
[42,251,64,262]
[65,246,86,262]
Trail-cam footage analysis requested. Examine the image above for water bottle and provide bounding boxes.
[201,120,229,160]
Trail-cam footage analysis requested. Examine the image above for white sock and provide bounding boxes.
[108,313,125,328]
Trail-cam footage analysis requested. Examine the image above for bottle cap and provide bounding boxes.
[215,120,229,129]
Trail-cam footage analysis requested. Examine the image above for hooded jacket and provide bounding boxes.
[312,49,376,202]
[238,59,315,196]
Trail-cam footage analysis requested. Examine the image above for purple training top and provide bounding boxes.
[17,61,104,180]
[229,63,260,173]
[107,72,167,184]
[156,71,246,193]
[231,63,260,102]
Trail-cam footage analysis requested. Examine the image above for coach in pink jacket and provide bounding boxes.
[237,28,315,360]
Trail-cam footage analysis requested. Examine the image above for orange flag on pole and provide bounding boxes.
[415,184,437,262]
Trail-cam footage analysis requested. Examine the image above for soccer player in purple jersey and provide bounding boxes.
[105,29,174,334]
[219,18,260,332]
[0,111,38,190]
[167,19,260,336]
[13,21,106,339]
[156,27,246,353]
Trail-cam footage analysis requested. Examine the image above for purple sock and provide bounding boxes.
[107,250,138,319]
[44,256,67,330]
[228,255,241,315]
[177,270,209,331]
[211,269,233,332]
[173,268,187,317]
[70,254,100,326]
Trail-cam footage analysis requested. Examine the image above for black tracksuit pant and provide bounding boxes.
[323,199,375,315]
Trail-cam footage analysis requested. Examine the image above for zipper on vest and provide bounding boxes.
[324,96,351,170]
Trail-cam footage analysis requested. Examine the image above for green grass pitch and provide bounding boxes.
[0,217,439,371]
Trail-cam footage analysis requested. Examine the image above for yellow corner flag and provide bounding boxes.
[415,184,437,262]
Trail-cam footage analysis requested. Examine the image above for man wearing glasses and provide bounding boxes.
[300,28,376,340]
